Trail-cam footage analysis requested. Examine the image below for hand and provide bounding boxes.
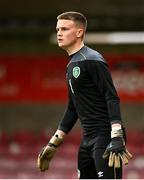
[37,134,63,171]
[37,144,57,171]
[102,129,132,168]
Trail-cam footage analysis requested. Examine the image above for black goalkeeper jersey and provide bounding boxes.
[58,45,122,138]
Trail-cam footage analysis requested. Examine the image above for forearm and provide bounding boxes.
[58,101,78,134]
[107,98,122,123]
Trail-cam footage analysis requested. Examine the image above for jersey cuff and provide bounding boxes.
[110,120,122,125]
[58,126,69,134]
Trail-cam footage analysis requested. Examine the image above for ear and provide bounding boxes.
[76,29,84,38]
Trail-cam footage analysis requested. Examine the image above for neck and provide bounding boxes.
[66,42,84,56]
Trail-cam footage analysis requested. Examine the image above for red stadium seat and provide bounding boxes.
[0,131,10,146]
[11,130,36,146]
[0,129,144,179]
[127,129,144,146]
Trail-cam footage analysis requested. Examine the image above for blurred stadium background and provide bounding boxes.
[0,0,144,178]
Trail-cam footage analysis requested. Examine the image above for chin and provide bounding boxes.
[58,44,67,50]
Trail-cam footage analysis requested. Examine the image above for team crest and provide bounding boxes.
[73,66,80,78]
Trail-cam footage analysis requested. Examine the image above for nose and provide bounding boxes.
[57,30,62,37]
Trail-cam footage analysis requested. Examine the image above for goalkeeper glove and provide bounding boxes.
[37,134,63,171]
[102,129,132,168]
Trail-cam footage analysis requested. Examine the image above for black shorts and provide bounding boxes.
[77,137,122,179]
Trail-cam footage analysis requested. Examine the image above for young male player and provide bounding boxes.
[37,11,132,179]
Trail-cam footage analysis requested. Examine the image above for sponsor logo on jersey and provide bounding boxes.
[73,66,80,78]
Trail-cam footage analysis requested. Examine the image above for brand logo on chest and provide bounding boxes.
[73,66,80,78]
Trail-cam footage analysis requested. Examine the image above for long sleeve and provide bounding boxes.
[58,90,78,134]
[87,60,122,124]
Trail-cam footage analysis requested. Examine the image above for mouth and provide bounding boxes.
[58,38,63,42]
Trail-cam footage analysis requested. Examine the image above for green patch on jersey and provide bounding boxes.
[73,66,80,78]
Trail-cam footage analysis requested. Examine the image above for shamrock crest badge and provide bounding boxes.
[73,66,80,78]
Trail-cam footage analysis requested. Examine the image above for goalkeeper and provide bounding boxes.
[37,11,132,179]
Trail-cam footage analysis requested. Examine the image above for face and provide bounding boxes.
[56,19,83,50]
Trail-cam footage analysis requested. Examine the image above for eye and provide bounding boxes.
[62,27,69,31]
[62,28,67,31]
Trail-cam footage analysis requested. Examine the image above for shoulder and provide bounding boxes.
[83,46,107,64]
[70,46,107,64]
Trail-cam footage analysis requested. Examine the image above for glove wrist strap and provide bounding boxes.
[48,142,58,148]
[49,134,63,147]
[111,129,123,138]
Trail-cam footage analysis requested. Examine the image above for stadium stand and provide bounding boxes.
[0,129,144,178]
